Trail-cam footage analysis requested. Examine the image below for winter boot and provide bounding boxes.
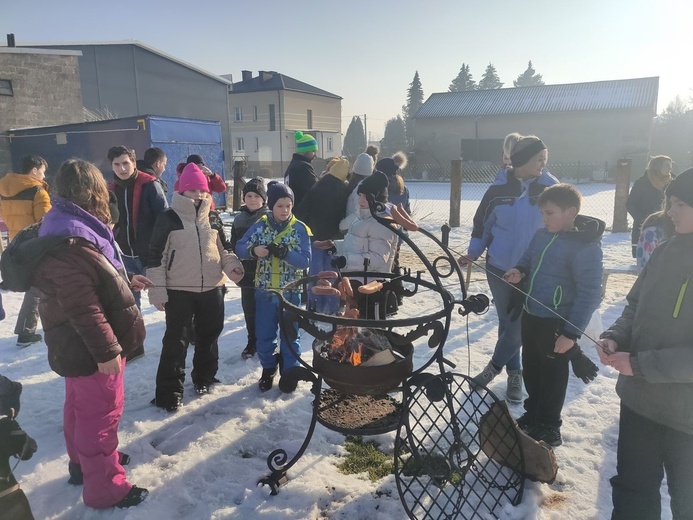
[529,423,563,447]
[16,333,42,348]
[258,367,277,392]
[115,486,149,508]
[471,362,502,389]
[506,369,523,403]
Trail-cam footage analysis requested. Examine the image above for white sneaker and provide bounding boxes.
[472,362,502,389]
[506,370,523,403]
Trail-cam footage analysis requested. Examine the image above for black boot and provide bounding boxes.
[115,486,149,508]
[258,367,277,392]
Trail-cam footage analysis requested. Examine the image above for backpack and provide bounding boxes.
[0,222,64,292]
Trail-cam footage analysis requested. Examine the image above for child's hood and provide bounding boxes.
[566,214,605,242]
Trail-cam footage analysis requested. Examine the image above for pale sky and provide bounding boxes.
[4,0,693,139]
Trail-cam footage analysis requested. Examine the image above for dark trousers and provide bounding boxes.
[14,287,40,336]
[240,286,257,346]
[155,288,224,405]
[521,313,569,426]
[611,404,693,520]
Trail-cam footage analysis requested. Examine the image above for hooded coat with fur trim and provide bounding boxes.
[146,193,243,306]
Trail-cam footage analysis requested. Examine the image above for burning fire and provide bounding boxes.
[324,327,390,367]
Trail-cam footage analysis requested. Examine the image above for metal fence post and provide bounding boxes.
[612,159,631,232]
[232,160,246,211]
[450,160,462,227]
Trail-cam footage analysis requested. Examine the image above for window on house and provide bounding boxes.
[253,106,258,121]
[269,104,276,131]
[234,107,243,122]
[307,109,313,129]
[0,79,13,96]
[327,137,333,152]
[254,137,259,152]
[236,137,245,151]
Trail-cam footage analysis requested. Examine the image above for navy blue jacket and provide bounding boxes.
[515,214,604,338]
[468,169,558,271]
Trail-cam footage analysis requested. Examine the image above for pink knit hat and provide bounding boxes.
[178,163,209,194]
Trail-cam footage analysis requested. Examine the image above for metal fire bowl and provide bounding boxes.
[312,331,414,396]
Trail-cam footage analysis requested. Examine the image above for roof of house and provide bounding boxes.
[414,77,659,118]
[230,71,341,99]
[16,40,232,86]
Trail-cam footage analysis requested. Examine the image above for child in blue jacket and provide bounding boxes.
[236,182,311,392]
[504,183,602,447]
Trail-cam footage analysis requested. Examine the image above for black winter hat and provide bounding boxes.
[358,170,389,203]
[186,154,205,166]
[375,158,398,177]
[267,181,294,209]
[242,177,267,202]
[666,168,693,207]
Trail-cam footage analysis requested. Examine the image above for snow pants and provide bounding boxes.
[255,289,301,371]
[155,288,224,406]
[521,313,569,427]
[64,363,131,509]
[611,403,693,520]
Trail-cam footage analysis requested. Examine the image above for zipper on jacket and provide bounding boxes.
[196,224,204,291]
[553,285,563,310]
[525,233,558,310]
[167,250,176,271]
[673,275,689,318]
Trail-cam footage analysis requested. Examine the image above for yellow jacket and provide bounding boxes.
[0,173,51,239]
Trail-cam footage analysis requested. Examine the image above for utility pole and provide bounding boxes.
[363,114,368,145]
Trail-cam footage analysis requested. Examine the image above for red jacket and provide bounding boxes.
[33,239,145,377]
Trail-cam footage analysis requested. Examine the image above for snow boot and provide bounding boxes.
[115,486,148,508]
[506,369,523,403]
[471,361,502,389]
[258,367,277,392]
[16,333,42,348]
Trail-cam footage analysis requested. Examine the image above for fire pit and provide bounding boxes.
[313,328,413,396]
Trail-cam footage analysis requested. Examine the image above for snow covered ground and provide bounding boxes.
[2,183,670,520]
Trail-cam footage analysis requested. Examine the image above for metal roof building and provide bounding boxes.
[412,77,659,176]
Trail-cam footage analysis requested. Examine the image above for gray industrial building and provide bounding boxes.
[413,77,659,176]
[25,41,233,176]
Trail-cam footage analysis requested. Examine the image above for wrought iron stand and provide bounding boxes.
[258,207,526,519]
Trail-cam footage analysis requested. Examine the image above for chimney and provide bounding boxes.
[7,34,16,47]
[260,71,275,83]
[241,70,252,82]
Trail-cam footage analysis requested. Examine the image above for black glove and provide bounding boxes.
[266,243,288,259]
[506,283,525,322]
[331,256,347,269]
[565,344,599,384]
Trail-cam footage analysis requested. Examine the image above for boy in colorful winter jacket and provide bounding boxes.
[236,182,311,393]
[504,183,603,447]
[598,168,693,520]
[229,178,269,359]
[147,163,244,412]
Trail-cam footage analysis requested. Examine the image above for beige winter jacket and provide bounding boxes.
[146,193,243,306]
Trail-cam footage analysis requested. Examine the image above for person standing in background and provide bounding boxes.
[0,155,50,347]
[284,131,318,207]
[136,147,169,201]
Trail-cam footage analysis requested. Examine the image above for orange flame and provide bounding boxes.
[349,344,363,366]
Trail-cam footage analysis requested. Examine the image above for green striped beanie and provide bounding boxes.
[294,131,318,153]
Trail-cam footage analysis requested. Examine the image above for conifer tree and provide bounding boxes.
[343,116,366,159]
[478,63,504,90]
[402,71,424,149]
[381,116,407,158]
[449,64,477,92]
[513,61,545,87]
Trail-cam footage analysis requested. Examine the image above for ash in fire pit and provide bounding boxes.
[315,327,402,367]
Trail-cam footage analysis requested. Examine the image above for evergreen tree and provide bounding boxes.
[449,63,477,92]
[380,116,408,158]
[478,63,504,90]
[513,60,545,87]
[343,116,366,160]
[402,71,424,149]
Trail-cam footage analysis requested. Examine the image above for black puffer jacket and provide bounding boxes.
[295,174,349,241]
[626,174,669,250]
[230,205,269,287]
[33,238,145,377]
[284,153,317,207]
